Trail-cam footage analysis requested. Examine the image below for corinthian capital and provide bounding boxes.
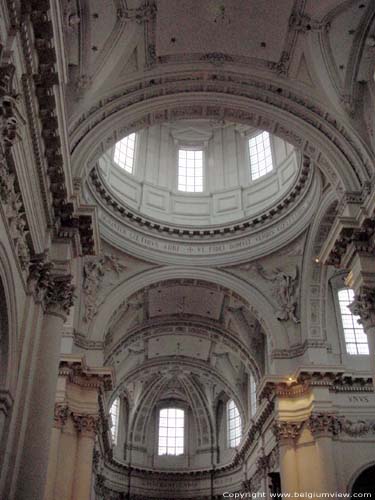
[72,413,99,437]
[273,420,303,443]
[44,274,75,316]
[349,287,375,330]
[54,403,69,429]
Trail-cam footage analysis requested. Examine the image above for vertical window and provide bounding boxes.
[158,408,184,456]
[227,400,242,448]
[178,149,203,192]
[250,374,257,417]
[110,397,120,445]
[338,288,369,355]
[249,131,273,180]
[114,133,136,173]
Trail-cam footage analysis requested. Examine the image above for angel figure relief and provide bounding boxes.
[82,255,127,322]
[256,264,300,323]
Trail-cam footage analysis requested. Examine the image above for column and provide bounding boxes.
[53,416,78,500]
[16,273,74,500]
[44,404,69,500]
[72,414,99,500]
[43,357,113,499]
[273,421,302,493]
[346,251,375,385]
[307,413,338,492]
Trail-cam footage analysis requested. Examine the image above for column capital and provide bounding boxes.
[53,403,69,429]
[273,420,303,444]
[349,287,375,331]
[72,413,99,437]
[28,254,74,317]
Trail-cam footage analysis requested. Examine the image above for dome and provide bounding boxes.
[85,119,319,266]
[97,120,300,227]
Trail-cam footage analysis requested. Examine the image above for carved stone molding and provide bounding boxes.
[307,413,340,438]
[349,287,375,331]
[18,4,97,256]
[58,357,113,392]
[117,1,157,24]
[289,11,330,34]
[273,420,303,443]
[54,403,69,429]
[0,61,32,273]
[0,389,13,417]
[27,252,53,299]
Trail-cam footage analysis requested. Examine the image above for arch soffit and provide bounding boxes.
[70,74,373,191]
[105,318,262,381]
[89,266,289,350]
[300,190,339,342]
[0,242,19,392]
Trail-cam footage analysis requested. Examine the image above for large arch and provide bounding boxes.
[88,266,290,352]
[70,72,374,191]
[349,463,375,497]
[0,242,18,394]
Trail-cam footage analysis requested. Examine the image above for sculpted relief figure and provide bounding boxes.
[82,255,127,322]
[256,264,300,323]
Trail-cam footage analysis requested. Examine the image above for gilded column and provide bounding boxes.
[71,414,99,500]
[44,403,69,500]
[307,413,339,493]
[273,421,303,493]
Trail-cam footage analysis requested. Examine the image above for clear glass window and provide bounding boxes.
[178,149,203,192]
[110,397,120,445]
[227,399,242,448]
[158,408,184,456]
[250,374,257,417]
[249,131,273,180]
[338,288,369,355]
[114,133,136,173]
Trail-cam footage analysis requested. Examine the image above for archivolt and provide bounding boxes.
[89,266,289,350]
[70,70,373,191]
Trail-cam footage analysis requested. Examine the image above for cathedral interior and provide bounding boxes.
[1,1,375,499]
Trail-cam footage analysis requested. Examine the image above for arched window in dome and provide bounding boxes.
[114,133,136,173]
[248,131,273,180]
[338,288,369,355]
[250,374,257,417]
[158,407,184,455]
[109,397,120,445]
[178,148,203,192]
[227,399,241,448]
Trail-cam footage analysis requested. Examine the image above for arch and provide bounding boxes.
[301,189,339,343]
[0,242,18,394]
[105,317,263,381]
[70,72,374,191]
[349,463,375,497]
[89,266,289,352]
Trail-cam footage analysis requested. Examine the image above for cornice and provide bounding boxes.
[90,154,309,237]
[16,0,97,256]
[85,156,320,265]
[258,370,373,403]
[58,355,114,391]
